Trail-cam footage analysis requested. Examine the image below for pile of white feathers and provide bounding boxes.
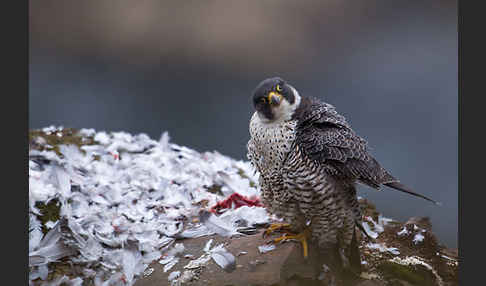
[29,127,269,286]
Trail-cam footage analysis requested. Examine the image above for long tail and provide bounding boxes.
[384,181,441,205]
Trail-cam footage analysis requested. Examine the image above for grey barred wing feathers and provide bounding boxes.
[291,96,438,204]
[292,97,397,189]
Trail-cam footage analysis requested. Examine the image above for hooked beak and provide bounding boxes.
[267,92,282,105]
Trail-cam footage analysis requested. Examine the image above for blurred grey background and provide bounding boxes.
[29,0,457,248]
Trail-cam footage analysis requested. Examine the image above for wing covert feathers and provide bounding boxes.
[292,96,438,204]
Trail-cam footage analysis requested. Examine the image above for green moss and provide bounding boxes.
[46,261,74,281]
[205,184,224,196]
[378,261,437,286]
[29,128,97,157]
[237,168,256,188]
[35,199,61,234]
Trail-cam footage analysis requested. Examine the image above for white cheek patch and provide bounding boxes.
[290,86,302,107]
[273,101,293,122]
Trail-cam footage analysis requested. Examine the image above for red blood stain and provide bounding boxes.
[109,152,119,160]
[210,193,263,214]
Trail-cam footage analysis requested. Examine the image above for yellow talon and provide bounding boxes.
[263,223,291,238]
[271,228,311,258]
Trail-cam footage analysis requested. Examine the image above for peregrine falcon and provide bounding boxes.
[247,77,437,274]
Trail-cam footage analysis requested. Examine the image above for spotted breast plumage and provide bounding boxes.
[247,77,437,274]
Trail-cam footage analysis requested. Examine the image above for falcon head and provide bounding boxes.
[252,77,301,123]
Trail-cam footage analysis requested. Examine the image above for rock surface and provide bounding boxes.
[135,198,458,286]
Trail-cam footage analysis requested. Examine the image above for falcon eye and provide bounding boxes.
[261,97,267,103]
[276,85,282,92]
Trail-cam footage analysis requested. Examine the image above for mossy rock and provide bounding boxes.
[377,261,437,286]
[46,260,75,281]
[34,199,61,234]
[29,128,97,156]
[205,184,224,196]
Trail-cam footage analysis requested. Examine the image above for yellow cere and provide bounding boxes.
[267,91,282,104]
[276,85,282,92]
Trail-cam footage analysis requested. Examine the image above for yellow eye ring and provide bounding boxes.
[276,85,282,92]
[261,97,267,103]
